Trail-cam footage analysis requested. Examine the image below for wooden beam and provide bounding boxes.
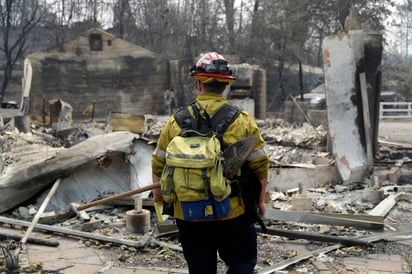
[360,72,374,171]
[258,243,341,274]
[368,192,412,217]
[255,226,371,247]
[14,178,62,261]
[265,208,384,230]
[76,183,160,211]
[0,232,59,247]
[110,113,145,134]
[0,216,149,248]
[19,179,61,246]
[149,238,182,252]
[382,185,412,193]
[258,230,412,274]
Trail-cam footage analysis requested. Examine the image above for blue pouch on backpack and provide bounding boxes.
[181,197,230,221]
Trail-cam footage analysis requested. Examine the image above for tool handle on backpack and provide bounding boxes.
[76,182,161,211]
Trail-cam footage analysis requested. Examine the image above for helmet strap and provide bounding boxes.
[196,80,203,93]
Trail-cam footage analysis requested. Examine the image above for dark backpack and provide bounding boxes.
[174,103,241,147]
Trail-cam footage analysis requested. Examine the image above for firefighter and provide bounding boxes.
[152,52,269,274]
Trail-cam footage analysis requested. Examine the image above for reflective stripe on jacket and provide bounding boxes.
[151,92,269,220]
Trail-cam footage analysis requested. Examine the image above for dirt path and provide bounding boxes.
[379,119,412,144]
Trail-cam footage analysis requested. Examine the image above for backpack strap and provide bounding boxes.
[173,103,241,142]
[173,106,194,131]
[211,104,241,146]
[191,103,212,130]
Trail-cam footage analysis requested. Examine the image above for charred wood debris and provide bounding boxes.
[0,113,412,273]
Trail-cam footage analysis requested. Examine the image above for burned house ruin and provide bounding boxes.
[24,28,170,121]
[22,28,267,123]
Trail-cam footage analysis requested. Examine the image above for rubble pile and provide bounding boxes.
[259,119,328,149]
[143,115,333,167]
[0,117,411,273]
[0,130,63,175]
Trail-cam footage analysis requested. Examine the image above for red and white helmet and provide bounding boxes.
[190,52,235,84]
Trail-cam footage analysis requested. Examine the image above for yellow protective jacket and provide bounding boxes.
[152,92,269,220]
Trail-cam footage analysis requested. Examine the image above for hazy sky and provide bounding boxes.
[385,0,410,56]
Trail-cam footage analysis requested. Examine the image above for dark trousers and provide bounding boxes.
[176,215,257,274]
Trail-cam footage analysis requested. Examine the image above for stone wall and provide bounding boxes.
[29,55,169,120]
[26,28,170,121]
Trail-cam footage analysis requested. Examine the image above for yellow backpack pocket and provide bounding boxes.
[160,134,231,203]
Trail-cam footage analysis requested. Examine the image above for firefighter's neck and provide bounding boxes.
[196,81,204,94]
